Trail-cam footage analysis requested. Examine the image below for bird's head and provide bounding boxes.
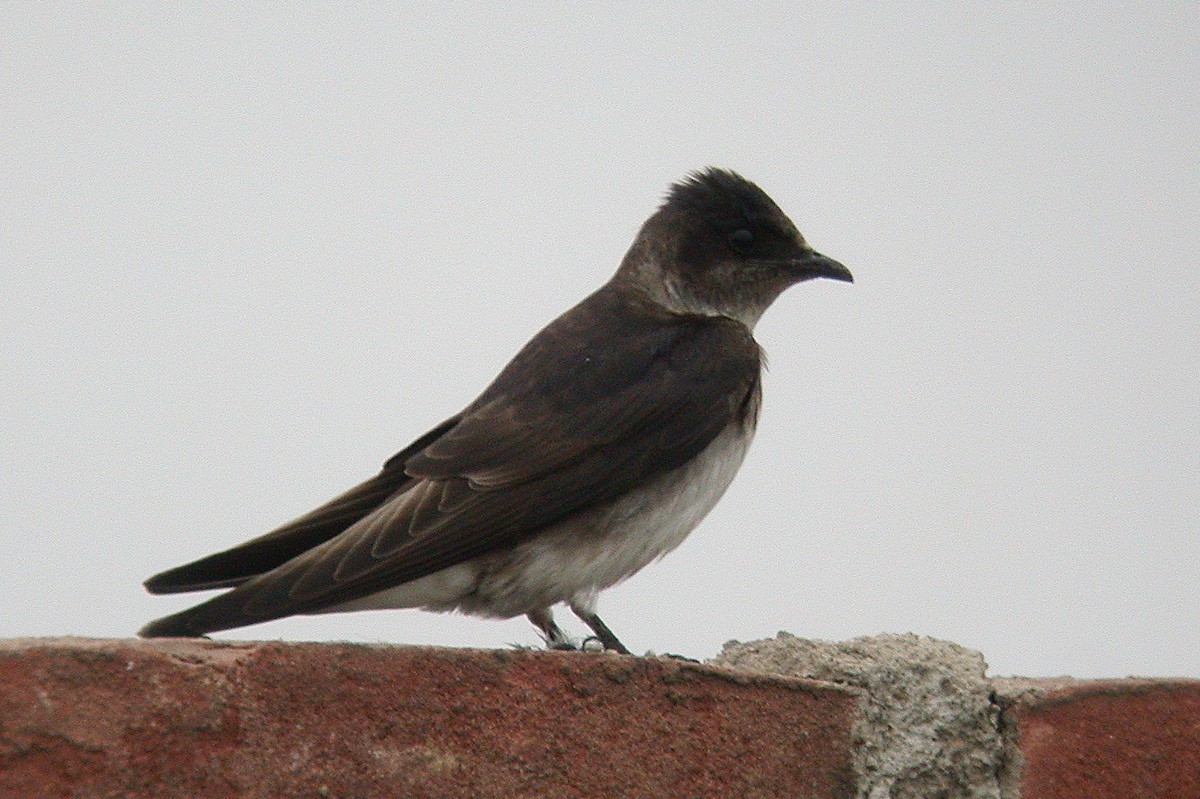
[617,168,852,328]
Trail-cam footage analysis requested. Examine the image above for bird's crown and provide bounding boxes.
[661,167,786,230]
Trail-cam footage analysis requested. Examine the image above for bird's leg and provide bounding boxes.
[569,605,631,654]
[527,608,576,650]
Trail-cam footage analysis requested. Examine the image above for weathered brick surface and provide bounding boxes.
[0,638,860,799]
[7,636,1199,799]
[996,677,1200,799]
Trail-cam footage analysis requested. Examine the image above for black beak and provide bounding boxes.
[790,251,853,283]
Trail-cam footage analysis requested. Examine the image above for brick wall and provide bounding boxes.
[1,635,1195,798]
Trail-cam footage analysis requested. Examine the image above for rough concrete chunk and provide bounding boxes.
[711,632,1002,799]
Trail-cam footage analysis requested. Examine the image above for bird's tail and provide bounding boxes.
[138,610,211,638]
[137,585,267,638]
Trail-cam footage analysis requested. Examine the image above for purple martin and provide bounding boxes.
[140,168,852,653]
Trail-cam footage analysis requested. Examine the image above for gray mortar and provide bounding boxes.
[710,632,1003,799]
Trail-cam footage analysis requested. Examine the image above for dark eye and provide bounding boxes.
[728,228,755,253]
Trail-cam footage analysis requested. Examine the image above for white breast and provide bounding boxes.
[470,414,758,618]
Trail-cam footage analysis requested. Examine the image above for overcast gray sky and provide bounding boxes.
[3,5,1197,677]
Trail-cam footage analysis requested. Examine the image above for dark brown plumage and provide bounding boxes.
[140,168,851,650]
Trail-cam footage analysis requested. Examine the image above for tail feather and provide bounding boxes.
[138,611,211,638]
[138,416,462,637]
[139,580,290,638]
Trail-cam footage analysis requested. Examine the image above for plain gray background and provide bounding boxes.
[3,5,1197,677]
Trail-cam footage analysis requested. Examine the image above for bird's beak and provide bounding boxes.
[789,251,853,283]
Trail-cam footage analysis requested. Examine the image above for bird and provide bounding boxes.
[139,167,852,653]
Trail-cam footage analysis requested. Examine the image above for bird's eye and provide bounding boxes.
[728,228,755,253]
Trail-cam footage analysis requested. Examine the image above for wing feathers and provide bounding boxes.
[140,290,762,637]
[143,416,461,595]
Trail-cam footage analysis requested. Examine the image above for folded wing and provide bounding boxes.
[140,292,761,636]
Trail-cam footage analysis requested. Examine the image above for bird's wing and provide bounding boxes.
[141,295,761,636]
[143,416,462,593]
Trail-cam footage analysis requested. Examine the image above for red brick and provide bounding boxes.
[998,677,1200,799]
[0,638,860,799]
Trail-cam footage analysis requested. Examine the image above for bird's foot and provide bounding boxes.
[575,612,631,654]
[580,636,608,652]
